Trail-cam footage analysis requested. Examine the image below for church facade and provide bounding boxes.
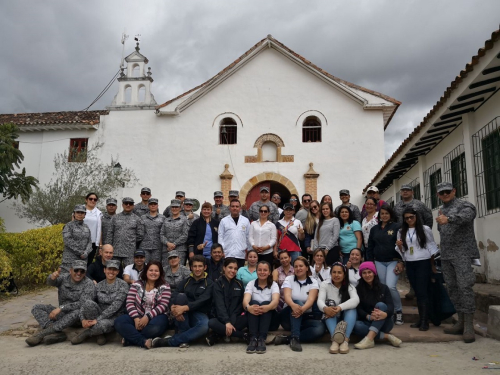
[1,35,399,232]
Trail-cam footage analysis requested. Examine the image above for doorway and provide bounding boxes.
[245,180,291,209]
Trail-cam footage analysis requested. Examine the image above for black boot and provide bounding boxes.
[419,302,429,331]
[410,302,422,329]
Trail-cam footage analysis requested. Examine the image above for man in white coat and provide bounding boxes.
[218,200,251,268]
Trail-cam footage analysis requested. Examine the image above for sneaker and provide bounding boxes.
[151,337,170,348]
[354,336,374,350]
[339,341,349,354]
[329,341,339,354]
[386,334,402,347]
[179,343,190,348]
[290,337,302,352]
[242,333,250,345]
[256,338,266,354]
[96,334,107,346]
[246,338,257,354]
[274,335,289,346]
[206,334,216,347]
[395,311,404,325]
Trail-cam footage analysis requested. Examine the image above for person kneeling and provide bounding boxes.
[244,261,280,354]
[206,258,247,346]
[353,262,402,349]
[317,262,359,354]
[152,255,213,348]
[71,260,129,345]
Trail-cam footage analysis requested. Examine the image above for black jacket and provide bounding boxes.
[356,283,394,321]
[212,276,244,325]
[86,257,123,283]
[366,222,402,262]
[206,258,224,282]
[176,274,214,315]
[187,217,219,255]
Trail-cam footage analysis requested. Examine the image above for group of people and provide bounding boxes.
[26,180,480,352]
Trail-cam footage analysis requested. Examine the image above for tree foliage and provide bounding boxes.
[0,123,38,203]
[14,142,138,226]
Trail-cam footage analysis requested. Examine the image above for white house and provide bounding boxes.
[1,35,399,232]
[364,28,500,283]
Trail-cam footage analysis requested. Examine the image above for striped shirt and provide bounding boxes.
[126,281,171,319]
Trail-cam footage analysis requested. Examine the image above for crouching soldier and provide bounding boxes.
[71,260,129,346]
[26,260,95,346]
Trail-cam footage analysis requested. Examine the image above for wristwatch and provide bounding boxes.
[59,305,65,311]
[447,215,453,223]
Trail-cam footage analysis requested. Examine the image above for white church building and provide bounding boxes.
[1,35,399,232]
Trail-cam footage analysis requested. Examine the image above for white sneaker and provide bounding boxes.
[386,334,402,347]
[354,336,374,350]
[395,311,404,325]
[339,341,349,354]
[329,341,339,354]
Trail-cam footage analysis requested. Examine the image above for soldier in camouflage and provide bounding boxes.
[212,190,230,221]
[60,205,92,273]
[436,181,479,343]
[248,186,279,223]
[133,187,152,217]
[101,198,118,249]
[163,190,186,218]
[140,197,165,263]
[71,260,129,346]
[183,198,199,227]
[26,260,95,346]
[161,199,189,267]
[394,184,433,228]
[105,197,145,267]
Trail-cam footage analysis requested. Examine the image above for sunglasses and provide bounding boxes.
[176,195,184,199]
[141,192,151,196]
[290,199,298,202]
[169,256,179,259]
[123,202,134,206]
[259,210,269,213]
[272,196,281,199]
[438,190,452,196]
[303,199,311,203]
[149,203,158,206]
[311,206,318,210]
[184,203,193,206]
[73,269,86,274]
[87,197,98,202]
[404,215,416,221]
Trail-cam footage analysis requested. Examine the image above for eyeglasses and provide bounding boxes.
[123,202,134,206]
[87,197,98,202]
[303,199,311,203]
[404,215,416,221]
[272,196,281,199]
[290,199,298,202]
[184,203,193,206]
[310,206,318,210]
[259,210,269,213]
[141,192,151,196]
[438,190,452,196]
[73,269,86,274]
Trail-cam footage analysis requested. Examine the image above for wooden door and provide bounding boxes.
[245,181,271,208]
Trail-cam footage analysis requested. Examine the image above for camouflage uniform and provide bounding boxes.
[394,198,433,228]
[211,204,230,221]
[101,212,115,246]
[334,203,362,223]
[160,216,189,267]
[248,200,279,223]
[140,213,166,263]
[105,211,145,266]
[133,202,150,218]
[61,220,92,273]
[163,264,191,291]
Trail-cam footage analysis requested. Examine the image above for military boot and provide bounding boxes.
[444,312,464,335]
[463,313,475,343]
[25,326,56,347]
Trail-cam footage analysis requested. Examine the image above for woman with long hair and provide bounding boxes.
[243,261,280,354]
[318,262,359,354]
[353,262,401,349]
[346,248,363,287]
[396,207,438,331]
[249,204,277,265]
[304,200,320,259]
[114,261,171,349]
[272,250,294,313]
[310,249,330,282]
[361,197,378,250]
[320,195,333,207]
[338,206,362,264]
[236,249,259,288]
[84,192,102,265]
[313,202,340,265]
[289,194,302,214]
[366,204,404,325]
[274,203,305,263]
[207,258,247,346]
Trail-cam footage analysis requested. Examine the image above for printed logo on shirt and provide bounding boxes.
[234,288,241,291]
[214,227,218,232]
[241,226,246,231]
[387,230,394,235]
[199,286,206,290]
[346,226,351,231]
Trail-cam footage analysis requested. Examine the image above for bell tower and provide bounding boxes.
[108,41,157,110]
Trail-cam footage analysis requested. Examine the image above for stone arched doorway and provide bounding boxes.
[240,172,299,208]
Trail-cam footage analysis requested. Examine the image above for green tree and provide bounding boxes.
[0,123,38,203]
[14,142,138,226]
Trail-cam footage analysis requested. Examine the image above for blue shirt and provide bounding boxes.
[236,266,257,289]
[203,222,213,257]
[339,220,361,254]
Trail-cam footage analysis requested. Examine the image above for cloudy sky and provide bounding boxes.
[1,1,499,159]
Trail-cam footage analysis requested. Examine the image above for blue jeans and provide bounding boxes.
[324,309,357,339]
[375,261,402,312]
[281,300,325,342]
[353,302,394,339]
[114,314,169,348]
[169,311,209,347]
[290,251,301,263]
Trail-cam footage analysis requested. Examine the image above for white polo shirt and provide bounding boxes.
[123,264,143,282]
[244,279,280,304]
[281,275,319,311]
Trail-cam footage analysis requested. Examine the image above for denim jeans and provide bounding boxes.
[247,300,273,339]
[353,302,394,339]
[375,261,402,312]
[114,314,169,347]
[289,251,301,263]
[208,314,247,338]
[169,311,209,347]
[406,259,431,304]
[281,300,325,342]
[324,309,357,339]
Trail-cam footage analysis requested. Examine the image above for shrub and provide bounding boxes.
[0,224,64,287]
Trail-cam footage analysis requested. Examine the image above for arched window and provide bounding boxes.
[302,116,322,142]
[138,86,145,102]
[219,117,237,144]
[132,64,140,77]
[262,141,277,162]
[124,86,132,103]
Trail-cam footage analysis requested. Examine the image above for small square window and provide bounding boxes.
[69,138,88,162]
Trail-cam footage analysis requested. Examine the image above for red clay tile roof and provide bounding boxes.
[364,28,500,193]
[0,110,108,126]
[156,36,401,127]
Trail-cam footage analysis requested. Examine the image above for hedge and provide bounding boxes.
[0,224,64,287]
